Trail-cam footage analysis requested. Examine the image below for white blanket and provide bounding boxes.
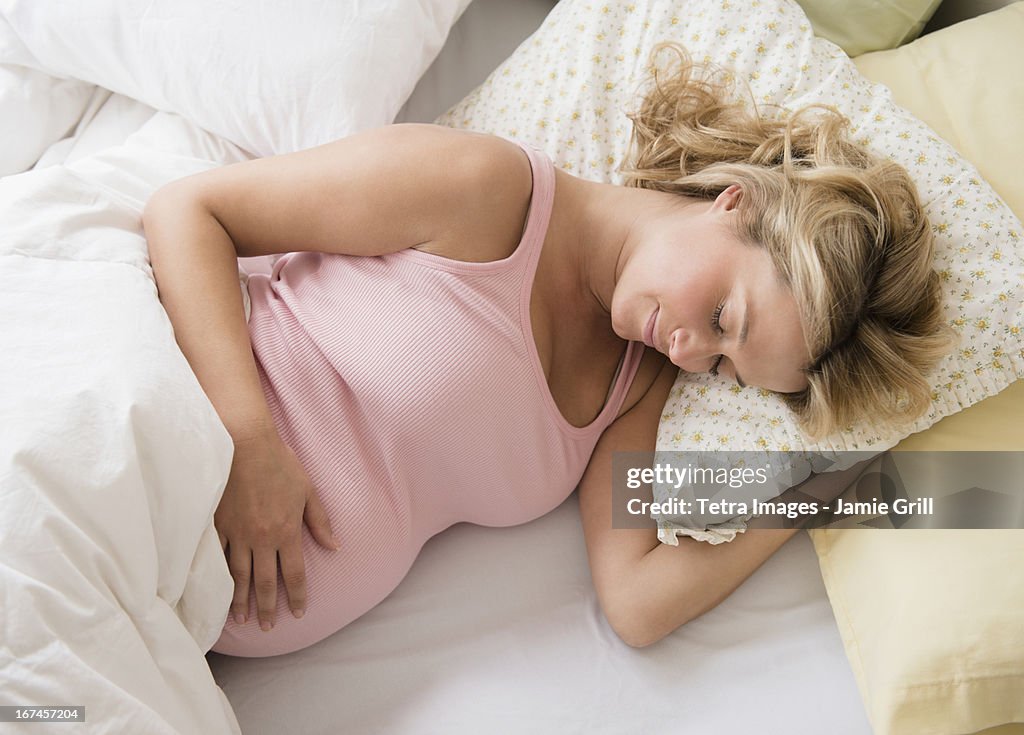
[0,110,251,734]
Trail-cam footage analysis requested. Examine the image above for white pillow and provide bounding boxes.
[0,0,473,157]
[0,64,96,176]
[436,0,1024,542]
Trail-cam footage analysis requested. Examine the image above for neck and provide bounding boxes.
[550,171,697,342]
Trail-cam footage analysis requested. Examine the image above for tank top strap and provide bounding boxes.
[596,339,647,433]
[509,140,556,287]
[511,139,647,438]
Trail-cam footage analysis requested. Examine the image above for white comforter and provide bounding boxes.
[0,103,250,733]
[0,0,478,724]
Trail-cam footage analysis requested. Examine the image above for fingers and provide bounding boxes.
[227,544,252,626]
[278,540,307,620]
[225,539,305,630]
[221,483,337,632]
[252,547,279,631]
[304,488,341,551]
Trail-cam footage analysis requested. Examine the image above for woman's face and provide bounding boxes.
[611,186,811,394]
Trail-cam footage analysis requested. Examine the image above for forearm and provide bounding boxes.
[630,527,800,646]
[144,186,275,443]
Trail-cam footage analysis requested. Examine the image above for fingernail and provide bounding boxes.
[234,612,245,625]
[260,620,272,632]
[330,536,341,550]
[294,608,305,619]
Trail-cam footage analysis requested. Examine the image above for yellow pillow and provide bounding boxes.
[852,4,1024,217]
[798,0,942,56]
[809,6,1024,734]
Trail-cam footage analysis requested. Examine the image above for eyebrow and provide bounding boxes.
[734,302,750,388]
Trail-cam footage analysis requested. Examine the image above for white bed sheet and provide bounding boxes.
[3,1,871,732]
[208,496,871,734]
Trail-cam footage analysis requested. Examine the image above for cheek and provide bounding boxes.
[659,275,698,315]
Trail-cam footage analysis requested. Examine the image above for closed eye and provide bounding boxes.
[709,302,725,376]
[711,303,725,334]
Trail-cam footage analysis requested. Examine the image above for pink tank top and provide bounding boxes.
[245,140,644,543]
[215,140,648,656]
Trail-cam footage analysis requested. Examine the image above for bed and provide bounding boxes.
[2,0,1021,733]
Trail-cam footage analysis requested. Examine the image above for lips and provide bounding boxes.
[643,307,659,351]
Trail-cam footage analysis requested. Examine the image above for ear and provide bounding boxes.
[712,184,742,212]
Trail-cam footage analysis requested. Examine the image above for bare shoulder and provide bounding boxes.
[413,130,535,264]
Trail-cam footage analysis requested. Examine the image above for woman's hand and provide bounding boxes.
[214,428,340,631]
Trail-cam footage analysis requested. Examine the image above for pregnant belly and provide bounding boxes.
[211,474,420,658]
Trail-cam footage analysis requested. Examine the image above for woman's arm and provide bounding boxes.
[144,192,272,442]
[578,363,865,648]
[144,193,343,631]
[147,123,531,261]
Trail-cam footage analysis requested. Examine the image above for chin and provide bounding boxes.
[607,305,628,341]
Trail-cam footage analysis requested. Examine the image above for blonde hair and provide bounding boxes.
[621,43,958,442]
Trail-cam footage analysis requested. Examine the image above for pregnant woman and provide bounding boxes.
[144,44,955,656]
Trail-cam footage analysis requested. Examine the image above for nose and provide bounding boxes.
[668,327,717,372]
